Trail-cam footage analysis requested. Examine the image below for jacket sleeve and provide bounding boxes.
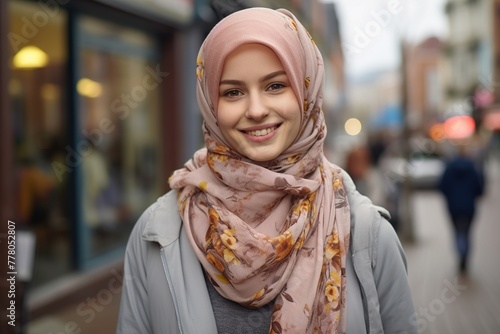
[373,218,418,334]
[116,207,154,334]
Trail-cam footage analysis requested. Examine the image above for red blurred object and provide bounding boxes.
[484,108,500,131]
[443,115,475,139]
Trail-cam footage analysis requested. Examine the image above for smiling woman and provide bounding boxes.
[117,7,417,334]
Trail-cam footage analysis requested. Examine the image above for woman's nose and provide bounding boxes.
[245,93,269,120]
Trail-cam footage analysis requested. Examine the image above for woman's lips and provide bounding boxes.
[245,126,277,137]
[241,124,280,142]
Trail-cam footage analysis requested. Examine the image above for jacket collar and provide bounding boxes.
[142,190,182,247]
[340,169,391,221]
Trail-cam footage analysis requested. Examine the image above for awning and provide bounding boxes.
[370,104,402,130]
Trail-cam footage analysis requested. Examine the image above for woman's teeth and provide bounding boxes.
[246,126,277,137]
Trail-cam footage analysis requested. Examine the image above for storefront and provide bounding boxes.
[2,0,200,322]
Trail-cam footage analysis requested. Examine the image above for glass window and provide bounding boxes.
[77,16,164,263]
[9,0,70,287]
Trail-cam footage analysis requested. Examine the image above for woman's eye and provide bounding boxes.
[223,89,242,98]
[267,83,285,92]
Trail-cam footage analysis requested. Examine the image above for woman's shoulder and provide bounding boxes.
[349,194,402,267]
[341,168,400,261]
[129,189,182,247]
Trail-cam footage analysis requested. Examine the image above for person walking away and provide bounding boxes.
[438,145,484,273]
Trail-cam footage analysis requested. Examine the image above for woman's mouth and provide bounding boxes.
[242,124,280,142]
[245,126,278,137]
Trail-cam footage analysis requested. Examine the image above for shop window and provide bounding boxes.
[9,0,165,285]
[9,0,70,287]
[77,16,163,264]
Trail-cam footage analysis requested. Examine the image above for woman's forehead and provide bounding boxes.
[221,44,285,77]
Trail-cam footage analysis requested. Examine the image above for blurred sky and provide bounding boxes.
[323,0,448,80]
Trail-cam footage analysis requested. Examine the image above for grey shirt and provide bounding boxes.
[206,248,367,334]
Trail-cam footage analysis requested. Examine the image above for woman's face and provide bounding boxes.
[217,43,301,162]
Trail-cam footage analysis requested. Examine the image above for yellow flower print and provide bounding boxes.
[292,202,301,216]
[273,230,294,262]
[331,230,339,244]
[303,303,311,318]
[208,152,229,167]
[207,154,215,170]
[325,244,339,260]
[324,232,339,259]
[295,233,306,250]
[252,288,265,301]
[220,229,237,249]
[223,248,239,264]
[214,142,231,155]
[287,154,301,164]
[208,208,220,226]
[196,54,204,80]
[304,99,308,112]
[206,252,225,272]
[300,198,311,212]
[288,18,298,32]
[199,181,208,192]
[330,270,341,286]
[213,237,226,256]
[177,197,188,214]
[325,283,339,303]
[216,273,230,284]
[304,76,311,89]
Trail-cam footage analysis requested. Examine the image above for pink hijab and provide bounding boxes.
[169,7,351,333]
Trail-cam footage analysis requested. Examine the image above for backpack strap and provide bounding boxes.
[341,170,384,333]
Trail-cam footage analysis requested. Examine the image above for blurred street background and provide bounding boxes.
[1,0,499,333]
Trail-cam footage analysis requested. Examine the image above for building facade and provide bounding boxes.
[406,37,446,131]
[444,0,494,118]
[1,0,211,329]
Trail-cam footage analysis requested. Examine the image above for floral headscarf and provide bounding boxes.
[169,7,351,333]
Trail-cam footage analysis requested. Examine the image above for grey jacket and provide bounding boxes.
[117,173,417,334]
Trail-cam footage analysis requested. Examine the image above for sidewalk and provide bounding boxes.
[27,282,121,334]
[403,156,500,334]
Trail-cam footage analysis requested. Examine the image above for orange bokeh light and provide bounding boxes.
[429,123,446,141]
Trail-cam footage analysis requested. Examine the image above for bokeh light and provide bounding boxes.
[344,118,362,136]
[443,115,475,139]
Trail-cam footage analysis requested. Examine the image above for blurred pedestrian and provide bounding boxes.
[438,145,484,273]
[368,131,388,167]
[345,145,387,207]
[15,142,57,253]
[118,7,417,334]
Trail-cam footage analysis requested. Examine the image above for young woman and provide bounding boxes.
[117,7,417,334]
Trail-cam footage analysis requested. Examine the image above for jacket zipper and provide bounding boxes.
[160,249,183,334]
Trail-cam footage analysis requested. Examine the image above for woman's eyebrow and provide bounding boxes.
[219,79,244,86]
[259,70,287,82]
[219,70,287,86]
